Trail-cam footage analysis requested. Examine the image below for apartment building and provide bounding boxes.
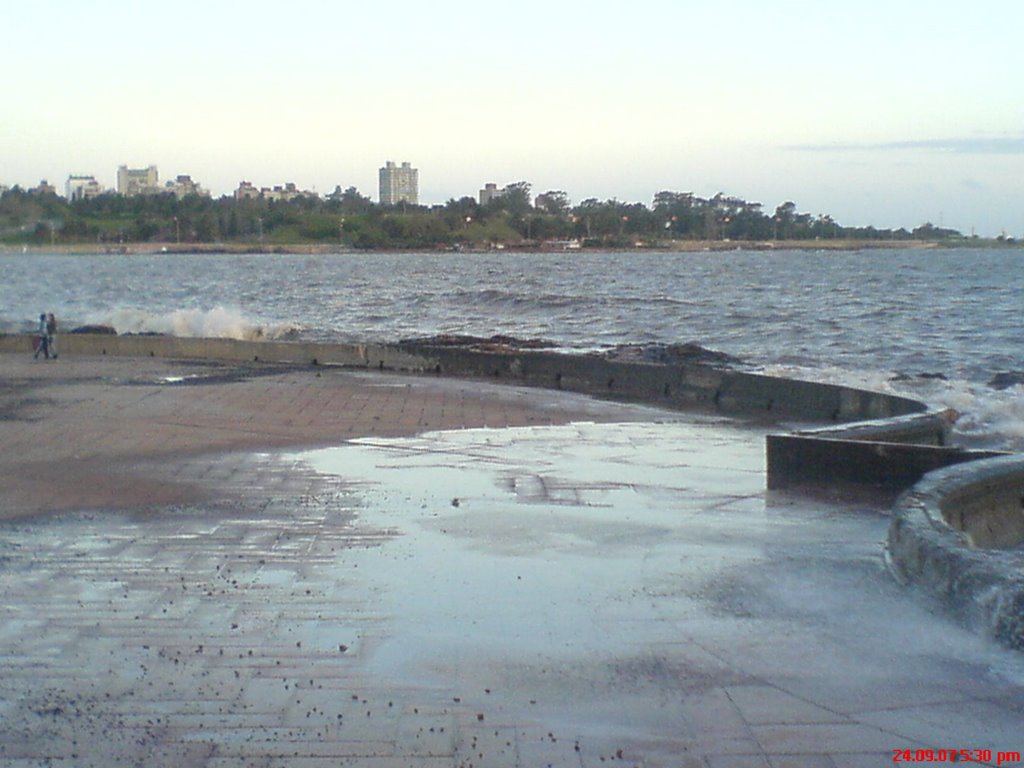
[164,174,208,199]
[117,165,160,196]
[378,161,418,206]
[66,175,104,201]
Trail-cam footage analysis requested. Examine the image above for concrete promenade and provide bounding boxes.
[1,354,1022,767]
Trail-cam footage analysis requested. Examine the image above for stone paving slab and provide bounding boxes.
[1,353,1023,767]
[0,354,642,521]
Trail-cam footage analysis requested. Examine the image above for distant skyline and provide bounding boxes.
[3,0,1022,237]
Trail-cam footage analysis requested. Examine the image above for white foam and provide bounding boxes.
[97,306,302,342]
[761,363,1024,452]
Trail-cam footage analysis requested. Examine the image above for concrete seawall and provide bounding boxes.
[766,412,1009,492]
[1,332,997,487]
[888,456,1024,650]
[0,332,1003,491]
[0,332,925,421]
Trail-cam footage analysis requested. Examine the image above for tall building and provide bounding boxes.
[29,180,57,196]
[117,165,159,196]
[479,182,503,205]
[164,174,208,199]
[66,175,104,201]
[234,181,260,201]
[378,161,418,206]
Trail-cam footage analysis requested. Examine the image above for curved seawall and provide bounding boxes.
[2,331,924,421]
[0,332,1003,489]
[888,457,1024,650]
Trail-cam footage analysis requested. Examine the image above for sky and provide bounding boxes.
[3,0,1022,237]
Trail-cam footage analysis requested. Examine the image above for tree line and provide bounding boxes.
[0,182,976,249]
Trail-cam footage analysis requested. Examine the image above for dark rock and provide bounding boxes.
[605,342,741,367]
[69,324,116,335]
[890,372,948,383]
[989,371,1024,390]
[399,334,556,350]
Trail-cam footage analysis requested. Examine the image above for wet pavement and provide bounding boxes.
[1,356,1023,767]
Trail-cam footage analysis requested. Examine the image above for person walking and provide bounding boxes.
[33,313,49,359]
[46,312,58,359]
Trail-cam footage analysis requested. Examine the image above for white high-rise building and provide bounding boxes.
[117,165,159,196]
[66,175,104,201]
[378,161,418,206]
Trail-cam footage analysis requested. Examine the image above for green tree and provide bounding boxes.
[500,181,532,218]
[534,190,569,216]
[326,186,375,214]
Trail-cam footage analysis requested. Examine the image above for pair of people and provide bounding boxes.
[33,312,58,359]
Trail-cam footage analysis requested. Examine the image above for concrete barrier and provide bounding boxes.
[0,331,1007,495]
[888,456,1024,650]
[2,333,925,424]
[0,334,434,371]
[765,411,1009,491]
[394,343,927,422]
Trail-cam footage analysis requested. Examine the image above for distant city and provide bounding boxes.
[2,160,1016,249]
[4,161,424,206]
[2,160,540,212]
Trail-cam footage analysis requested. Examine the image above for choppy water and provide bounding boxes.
[2,248,1023,448]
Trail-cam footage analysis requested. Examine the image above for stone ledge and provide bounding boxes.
[0,333,926,424]
[765,411,1009,491]
[887,455,1024,650]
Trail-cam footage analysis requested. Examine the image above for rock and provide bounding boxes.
[605,342,741,367]
[399,334,556,350]
[69,324,116,335]
[889,371,948,383]
[989,371,1024,390]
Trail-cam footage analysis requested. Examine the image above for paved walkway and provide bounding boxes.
[0,355,632,520]
[1,354,1022,767]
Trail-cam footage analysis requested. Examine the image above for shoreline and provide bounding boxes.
[0,238,965,256]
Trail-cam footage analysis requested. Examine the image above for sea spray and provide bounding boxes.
[99,306,302,341]
[762,363,1024,453]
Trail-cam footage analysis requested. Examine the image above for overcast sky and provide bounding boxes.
[3,0,1022,236]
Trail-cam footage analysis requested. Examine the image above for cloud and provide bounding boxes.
[786,136,1024,154]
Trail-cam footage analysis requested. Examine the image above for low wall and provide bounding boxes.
[765,411,1007,491]
[0,333,430,371]
[2,333,925,424]
[1,331,1007,494]
[398,343,926,423]
[888,456,1024,649]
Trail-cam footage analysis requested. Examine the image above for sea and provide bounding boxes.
[2,247,1022,450]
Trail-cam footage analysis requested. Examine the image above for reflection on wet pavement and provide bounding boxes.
[2,419,1023,766]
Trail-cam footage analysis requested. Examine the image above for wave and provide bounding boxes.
[440,288,700,316]
[761,363,1024,452]
[100,306,303,342]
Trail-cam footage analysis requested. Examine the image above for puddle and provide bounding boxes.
[291,421,772,682]
[290,419,1024,700]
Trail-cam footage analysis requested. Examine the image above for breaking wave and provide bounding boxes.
[762,363,1024,453]
[100,306,302,342]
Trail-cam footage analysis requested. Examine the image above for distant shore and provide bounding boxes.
[0,238,966,256]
